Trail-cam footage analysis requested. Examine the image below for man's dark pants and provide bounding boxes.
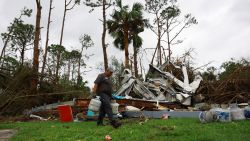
[97,93,113,124]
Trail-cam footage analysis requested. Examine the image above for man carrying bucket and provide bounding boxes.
[93,67,121,128]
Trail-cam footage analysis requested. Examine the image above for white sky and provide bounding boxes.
[0,0,250,88]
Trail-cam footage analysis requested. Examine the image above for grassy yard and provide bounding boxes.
[0,118,250,141]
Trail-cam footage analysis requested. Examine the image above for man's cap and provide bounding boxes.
[107,67,114,72]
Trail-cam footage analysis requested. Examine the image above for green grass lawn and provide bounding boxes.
[0,118,250,141]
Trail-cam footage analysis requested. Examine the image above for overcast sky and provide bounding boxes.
[0,0,250,88]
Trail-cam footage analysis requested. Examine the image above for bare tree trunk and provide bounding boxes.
[124,26,129,68]
[133,46,138,78]
[41,0,53,79]
[32,0,42,92]
[60,0,67,46]
[102,0,108,71]
[59,0,76,45]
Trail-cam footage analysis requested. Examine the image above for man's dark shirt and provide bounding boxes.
[94,73,113,96]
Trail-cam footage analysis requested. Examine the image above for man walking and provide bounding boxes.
[93,67,121,128]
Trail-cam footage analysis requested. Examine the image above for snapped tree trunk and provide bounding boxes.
[32,0,42,93]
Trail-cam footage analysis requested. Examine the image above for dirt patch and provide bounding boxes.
[0,129,16,141]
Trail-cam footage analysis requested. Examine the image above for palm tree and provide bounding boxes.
[107,0,147,69]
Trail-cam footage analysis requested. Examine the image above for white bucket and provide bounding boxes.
[230,108,245,121]
[199,111,215,123]
[111,103,119,114]
[88,98,101,112]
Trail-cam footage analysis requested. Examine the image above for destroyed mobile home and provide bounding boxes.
[115,62,202,106]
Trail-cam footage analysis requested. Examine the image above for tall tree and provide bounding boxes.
[145,0,197,65]
[0,8,32,66]
[41,0,54,79]
[31,0,42,92]
[107,0,147,68]
[84,0,114,71]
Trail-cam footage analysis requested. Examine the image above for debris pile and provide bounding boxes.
[115,61,202,106]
